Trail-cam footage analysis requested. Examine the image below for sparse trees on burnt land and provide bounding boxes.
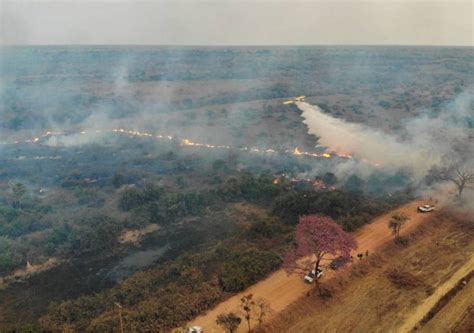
[429,159,474,198]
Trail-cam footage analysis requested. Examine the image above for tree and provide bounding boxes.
[239,294,255,332]
[10,182,27,208]
[388,212,409,239]
[218,249,281,292]
[429,159,474,197]
[114,303,124,333]
[118,188,145,211]
[283,215,357,293]
[212,159,227,173]
[344,175,364,193]
[216,312,241,333]
[322,172,338,186]
[111,171,128,188]
[254,298,272,327]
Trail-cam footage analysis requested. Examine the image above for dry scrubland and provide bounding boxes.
[1,47,472,331]
[264,211,474,333]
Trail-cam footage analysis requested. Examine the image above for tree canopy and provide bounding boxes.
[283,215,357,275]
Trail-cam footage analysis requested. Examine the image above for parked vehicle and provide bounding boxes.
[188,326,203,333]
[330,256,350,270]
[304,268,323,283]
[417,204,435,213]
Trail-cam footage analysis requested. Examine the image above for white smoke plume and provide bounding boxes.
[45,111,112,147]
[296,90,473,179]
[297,101,439,177]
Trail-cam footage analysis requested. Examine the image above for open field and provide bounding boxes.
[264,211,474,333]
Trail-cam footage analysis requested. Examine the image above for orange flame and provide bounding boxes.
[13,128,367,164]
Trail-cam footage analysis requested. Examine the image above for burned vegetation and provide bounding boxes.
[0,46,472,331]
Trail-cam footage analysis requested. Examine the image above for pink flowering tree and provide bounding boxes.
[283,215,357,283]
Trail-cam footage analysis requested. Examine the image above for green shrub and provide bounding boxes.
[219,249,281,292]
[245,218,286,240]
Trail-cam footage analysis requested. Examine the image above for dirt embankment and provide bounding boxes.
[418,270,474,333]
[187,200,438,332]
[399,259,473,332]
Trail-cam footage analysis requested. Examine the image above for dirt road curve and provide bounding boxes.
[398,255,474,333]
[188,199,435,332]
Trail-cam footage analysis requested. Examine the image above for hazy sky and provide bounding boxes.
[1,0,473,46]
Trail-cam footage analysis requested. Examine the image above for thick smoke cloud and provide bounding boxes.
[297,102,432,173]
[296,89,474,180]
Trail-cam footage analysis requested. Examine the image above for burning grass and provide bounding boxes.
[5,127,355,163]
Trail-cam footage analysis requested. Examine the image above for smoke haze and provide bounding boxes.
[297,89,474,179]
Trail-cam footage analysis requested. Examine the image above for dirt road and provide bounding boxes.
[398,255,474,333]
[187,199,435,332]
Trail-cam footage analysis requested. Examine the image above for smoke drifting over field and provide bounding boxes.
[2,46,473,203]
[297,102,432,173]
[296,90,474,180]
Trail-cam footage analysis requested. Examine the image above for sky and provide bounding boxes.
[0,0,473,46]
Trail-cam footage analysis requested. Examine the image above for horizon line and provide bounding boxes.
[1,43,473,48]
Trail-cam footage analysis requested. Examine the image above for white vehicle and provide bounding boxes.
[304,268,323,283]
[417,204,435,213]
[187,326,203,333]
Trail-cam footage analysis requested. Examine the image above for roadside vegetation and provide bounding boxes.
[33,168,399,332]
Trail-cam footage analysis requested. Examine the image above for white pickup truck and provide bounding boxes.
[417,204,435,213]
[304,268,323,283]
